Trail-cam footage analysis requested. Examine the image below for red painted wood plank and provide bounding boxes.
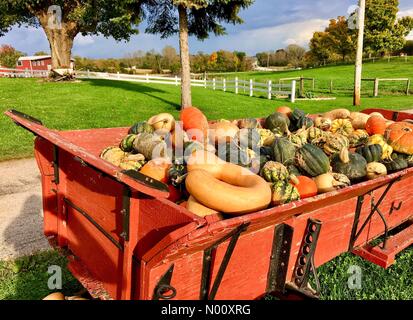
[5,110,170,199]
[353,222,413,269]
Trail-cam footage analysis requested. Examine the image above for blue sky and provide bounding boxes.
[1,0,412,58]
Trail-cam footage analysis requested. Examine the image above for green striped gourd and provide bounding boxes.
[307,127,325,143]
[120,134,137,152]
[129,121,155,135]
[260,161,298,183]
[289,128,308,147]
[348,129,370,148]
[323,134,349,156]
[271,181,300,206]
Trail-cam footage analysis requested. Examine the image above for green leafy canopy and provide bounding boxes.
[144,0,254,40]
[0,0,144,41]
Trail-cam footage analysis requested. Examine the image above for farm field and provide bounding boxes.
[208,57,413,96]
[1,75,413,161]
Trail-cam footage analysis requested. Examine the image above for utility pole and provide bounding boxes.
[354,0,366,106]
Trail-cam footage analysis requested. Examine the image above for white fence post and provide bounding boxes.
[268,80,272,100]
[146,74,149,83]
[117,72,120,80]
[223,78,227,92]
[235,77,239,94]
[87,69,90,78]
[175,75,178,86]
[213,78,216,90]
[204,77,207,88]
[291,80,296,103]
[249,79,253,97]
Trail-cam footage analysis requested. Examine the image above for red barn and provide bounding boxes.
[16,55,75,72]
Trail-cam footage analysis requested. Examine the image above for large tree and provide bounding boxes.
[325,16,356,61]
[309,31,333,65]
[0,44,24,67]
[364,0,413,55]
[144,0,253,109]
[0,0,144,74]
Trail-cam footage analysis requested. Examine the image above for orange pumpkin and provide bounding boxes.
[180,107,209,143]
[276,106,292,118]
[366,116,387,136]
[140,159,171,183]
[385,122,413,155]
[292,176,318,199]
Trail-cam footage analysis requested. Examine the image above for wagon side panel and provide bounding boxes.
[34,137,59,238]
[144,225,278,300]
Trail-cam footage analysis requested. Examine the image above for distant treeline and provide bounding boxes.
[74,46,255,74]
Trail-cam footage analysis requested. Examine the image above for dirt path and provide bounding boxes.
[0,158,49,261]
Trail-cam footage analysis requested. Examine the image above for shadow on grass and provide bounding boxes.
[83,79,182,110]
[0,195,82,300]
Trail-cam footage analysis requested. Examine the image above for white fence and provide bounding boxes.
[77,70,296,102]
[0,68,49,78]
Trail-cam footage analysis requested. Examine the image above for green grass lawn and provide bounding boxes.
[209,57,413,96]
[1,68,413,300]
[0,250,83,300]
[1,247,413,300]
[1,76,412,161]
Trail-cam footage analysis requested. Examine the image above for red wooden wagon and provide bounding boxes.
[5,108,413,300]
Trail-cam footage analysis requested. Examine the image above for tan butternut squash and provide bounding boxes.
[186,151,272,215]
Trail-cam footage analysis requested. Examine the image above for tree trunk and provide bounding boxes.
[178,5,192,109]
[48,31,74,71]
[37,12,77,76]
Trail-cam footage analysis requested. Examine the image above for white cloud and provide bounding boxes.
[397,8,413,18]
[204,19,330,54]
[74,35,95,46]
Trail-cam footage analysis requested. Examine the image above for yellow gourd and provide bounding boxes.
[368,135,393,160]
[331,119,354,136]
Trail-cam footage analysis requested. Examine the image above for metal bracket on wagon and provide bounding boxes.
[8,109,43,126]
[200,222,250,300]
[153,264,177,300]
[266,224,293,295]
[348,178,401,251]
[288,218,322,299]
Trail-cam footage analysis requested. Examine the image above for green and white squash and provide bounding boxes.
[323,134,350,156]
[271,181,300,206]
[296,144,331,177]
[120,134,137,152]
[129,121,155,135]
[261,161,298,183]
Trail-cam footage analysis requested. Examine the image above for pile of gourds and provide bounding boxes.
[100,106,413,218]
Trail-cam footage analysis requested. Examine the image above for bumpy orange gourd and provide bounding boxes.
[385,122,413,155]
[366,115,386,136]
